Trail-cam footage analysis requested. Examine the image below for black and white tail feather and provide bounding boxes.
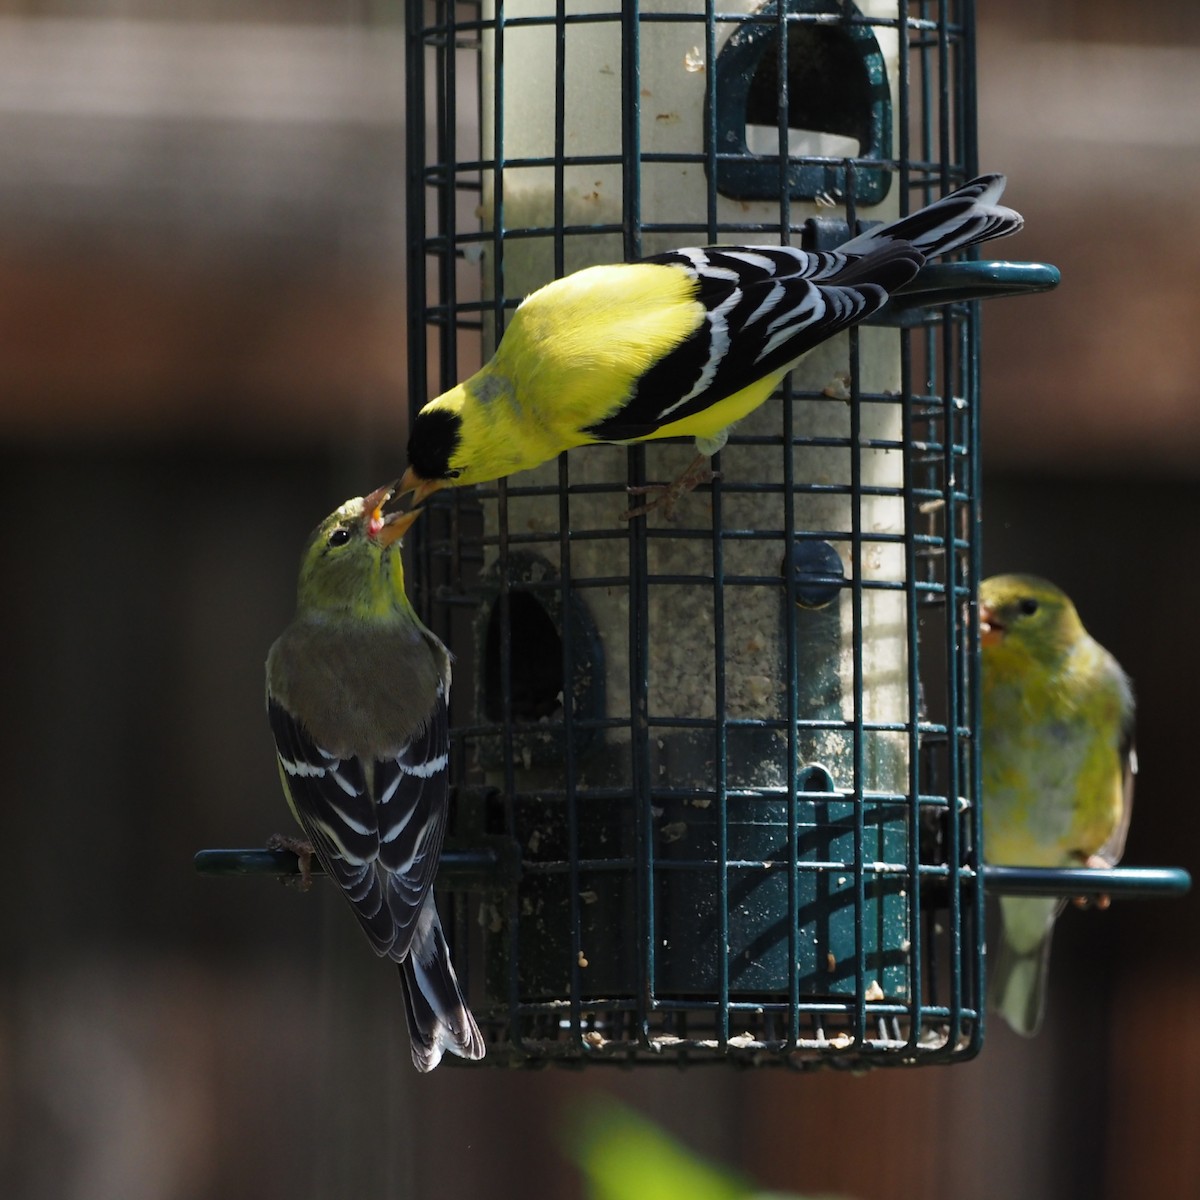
[837,173,1021,257]
[401,896,486,1071]
[269,679,485,1071]
[585,174,1022,447]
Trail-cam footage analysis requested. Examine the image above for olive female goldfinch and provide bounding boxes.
[266,482,484,1071]
[980,574,1135,1037]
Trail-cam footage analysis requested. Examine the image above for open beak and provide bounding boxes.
[362,481,396,516]
[398,465,445,508]
[362,481,423,548]
[377,506,422,548]
[979,604,1005,648]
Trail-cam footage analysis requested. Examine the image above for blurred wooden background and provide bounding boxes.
[1,3,1198,1198]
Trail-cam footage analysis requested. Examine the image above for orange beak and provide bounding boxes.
[979,603,1005,648]
[361,480,422,548]
[362,480,396,516]
[398,465,446,507]
[377,506,422,549]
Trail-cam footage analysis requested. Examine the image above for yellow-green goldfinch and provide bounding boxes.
[265,483,485,1071]
[400,174,1023,505]
[980,574,1135,1037]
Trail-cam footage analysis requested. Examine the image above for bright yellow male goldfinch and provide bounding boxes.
[401,174,1023,504]
[266,483,485,1071]
[980,574,1135,1036]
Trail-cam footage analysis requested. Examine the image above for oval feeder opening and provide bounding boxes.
[484,590,564,723]
[712,0,892,206]
[474,550,604,771]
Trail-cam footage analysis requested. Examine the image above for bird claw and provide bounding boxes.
[1071,853,1113,909]
[267,833,316,890]
[621,455,719,521]
[622,484,680,522]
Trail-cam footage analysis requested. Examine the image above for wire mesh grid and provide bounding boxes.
[406,0,985,1068]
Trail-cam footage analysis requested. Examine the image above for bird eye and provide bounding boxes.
[327,527,351,547]
[1018,597,1039,616]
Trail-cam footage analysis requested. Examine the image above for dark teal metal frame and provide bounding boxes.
[193,849,1196,902]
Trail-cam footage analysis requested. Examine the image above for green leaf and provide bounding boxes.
[565,1097,750,1200]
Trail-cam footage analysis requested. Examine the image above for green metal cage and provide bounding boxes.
[197,0,1189,1069]
[403,0,1040,1068]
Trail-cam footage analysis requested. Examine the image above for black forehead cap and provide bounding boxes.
[407,407,463,481]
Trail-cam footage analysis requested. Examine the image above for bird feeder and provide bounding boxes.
[403,0,1046,1067]
[197,0,1190,1068]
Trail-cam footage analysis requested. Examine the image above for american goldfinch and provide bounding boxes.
[265,483,485,1071]
[400,174,1023,505]
[980,574,1135,1037]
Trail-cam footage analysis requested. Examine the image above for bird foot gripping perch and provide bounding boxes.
[265,833,315,890]
[621,455,720,521]
[1071,853,1117,910]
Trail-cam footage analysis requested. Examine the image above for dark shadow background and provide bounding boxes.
[1,3,1197,1198]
